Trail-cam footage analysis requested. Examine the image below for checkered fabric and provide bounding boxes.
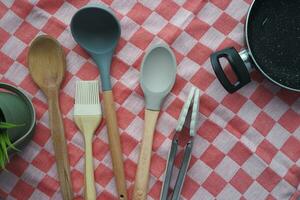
[0,0,299,199]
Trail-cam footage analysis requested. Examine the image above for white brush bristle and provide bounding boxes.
[74,80,101,116]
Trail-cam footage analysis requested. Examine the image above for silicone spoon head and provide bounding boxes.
[70,5,121,91]
[140,44,177,110]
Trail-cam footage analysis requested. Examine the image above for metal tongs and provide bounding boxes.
[160,86,200,200]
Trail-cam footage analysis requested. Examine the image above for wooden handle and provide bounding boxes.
[48,89,73,200]
[103,91,127,200]
[133,109,160,200]
[84,133,96,200]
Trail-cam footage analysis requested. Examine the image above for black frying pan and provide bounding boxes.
[210,0,300,93]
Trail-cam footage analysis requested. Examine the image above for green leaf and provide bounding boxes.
[0,122,25,129]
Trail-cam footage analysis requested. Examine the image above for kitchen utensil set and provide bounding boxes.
[27,3,199,200]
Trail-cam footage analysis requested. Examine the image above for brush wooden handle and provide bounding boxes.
[48,89,73,200]
[84,133,96,200]
[133,109,160,200]
[103,91,127,200]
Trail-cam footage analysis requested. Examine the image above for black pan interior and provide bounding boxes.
[247,0,300,90]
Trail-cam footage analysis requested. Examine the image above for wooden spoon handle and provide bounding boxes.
[48,89,73,200]
[133,109,160,200]
[102,91,127,200]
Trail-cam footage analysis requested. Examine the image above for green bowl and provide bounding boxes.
[0,82,36,154]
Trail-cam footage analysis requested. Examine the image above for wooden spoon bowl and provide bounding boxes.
[28,35,65,95]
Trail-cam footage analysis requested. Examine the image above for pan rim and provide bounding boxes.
[245,0,300,92]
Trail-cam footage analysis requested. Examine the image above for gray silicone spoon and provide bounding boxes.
[133,44,176,200]
[70,5,127,200]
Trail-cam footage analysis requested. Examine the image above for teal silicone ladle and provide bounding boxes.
[71,5,127,200]
[133,44,176,200]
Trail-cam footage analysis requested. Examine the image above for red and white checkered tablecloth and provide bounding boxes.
[0,0,300,199]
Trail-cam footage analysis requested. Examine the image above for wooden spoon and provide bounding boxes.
[28,35,73,200]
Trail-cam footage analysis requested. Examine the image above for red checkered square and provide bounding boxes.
[31,97,47,120]
[278,109,300,133]
[42,17,67,38]
[281,136,300,162]
[150,154,166,178]
[32,123,51,147]
[16,47,29,66]
[117,107,135,129]
[59,92,74,115]
[253,112,276,136]
[64,118,78,141]
[198,120,222,142]
[200,145,225,169]
[113,82,132,105]
[257,168,281,192]
[166,97,184,119]
[11,0,33,18]
[32,149,55,173]
[183,0,206,13]
[37,175,59,197]
[19,76,39,95]
[203,172,227,197]
[230,169,253,193]
[127,3,151,24]
[158,23,181,44]
[250,86,274,108]
[156,0,180,20]
[0,2,7,18]
[228,142,252,165]
[181,176,200,199]
[67,0,89,8]
[111,58,129,80]
[11,180,34,200]
[199,94,219,117]
[148,181,162,200]
[95,164,114,187]
[71,169,83,193]
[93,138,109,161]
[284,165,300,188]
[185,18,210,40]
[277,90,299,105]
[0,51,14,74]
[256,140,277,164]
[222,93,247,113]
[68,143,83,166]
[213,13,238,35]
[130,27,154,50]
[172,75,188,95]
[211,0,231,10]
[6,155,29,177]
[191,68,215,91]
[14,21,38,44]
[76,62,99,80]
[37,0,64,14]
[124,159,137,182]
[153,131,167,152]
[98,191,116,200]
[187,43,212,65]
[226,116,249,138]
[0,28,10,48]
[121,132,138,156]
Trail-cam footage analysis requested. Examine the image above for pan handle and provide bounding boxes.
[210,47,251,93]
